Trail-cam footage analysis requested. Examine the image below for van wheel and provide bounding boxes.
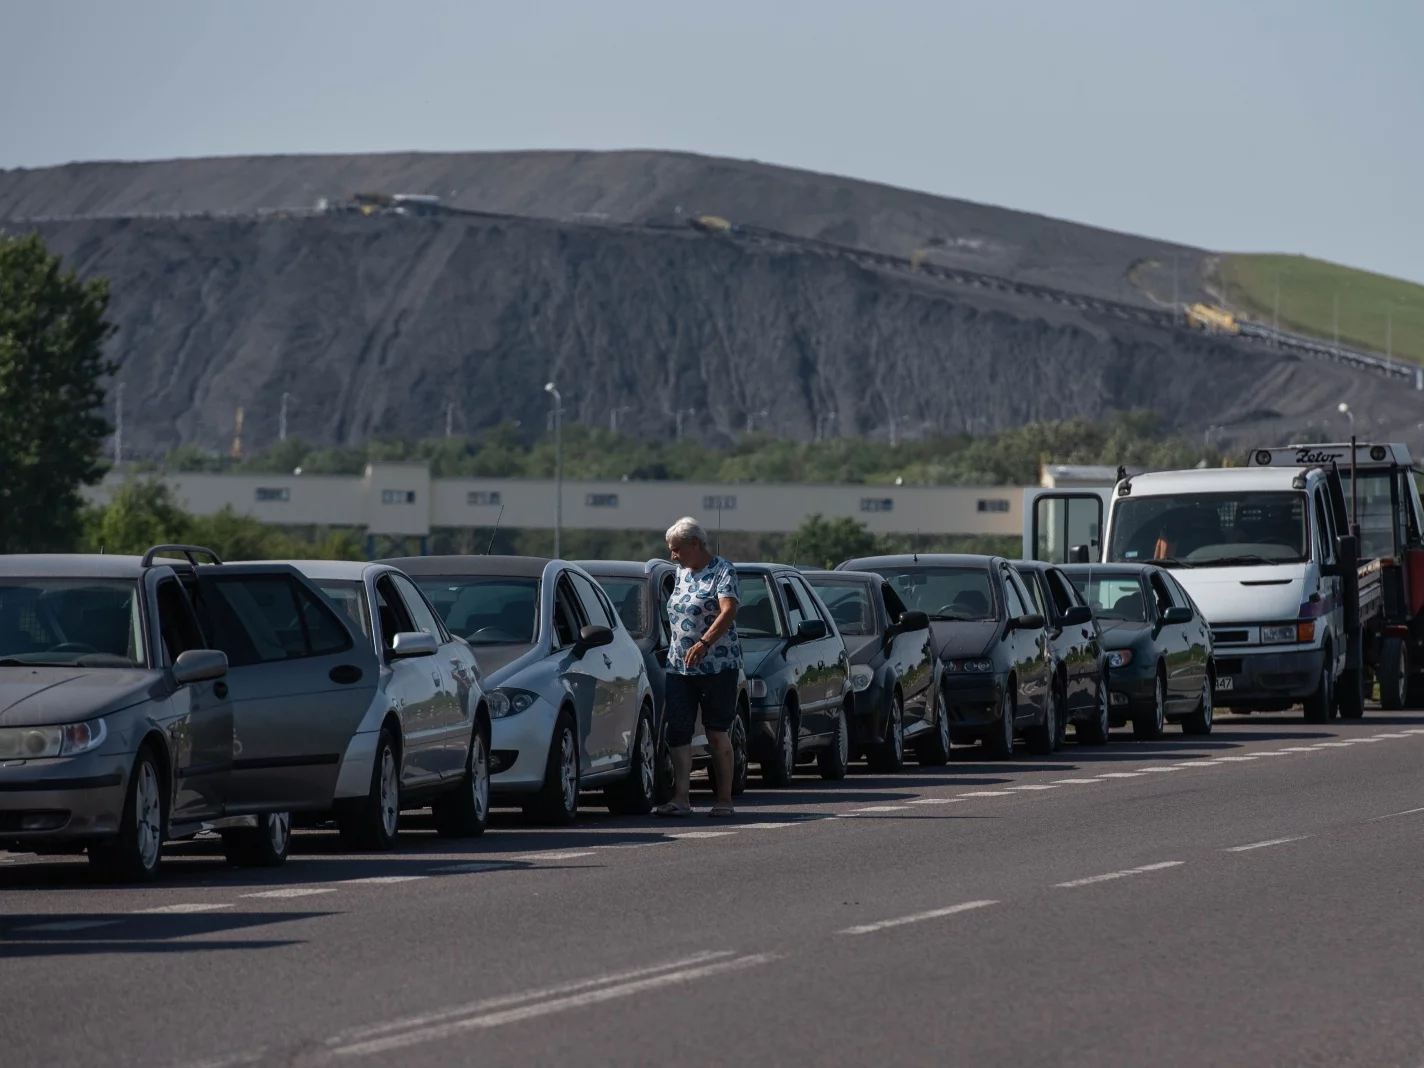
[868,691,905,773]
[338,727,400,850]
[818,703,850,780]
[1302,661,1334,724]
[762,705,797,787]
[222,812,292,867]
[916,685,952,766]
[1133,671,1167,739]
[433,724,491,837]
[606,706,656,816]
[1337,667,1365,720]
[89,746,165,883]
[524,711,579,825]
[1378,637,1407,710]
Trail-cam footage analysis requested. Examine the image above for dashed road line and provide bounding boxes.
[1209,756,1258,763]
[1137,767,1182,773]
[242,887,337,899]
[851,805,910,812]
[514,851,597,861]
[341,876,428,885]
[1315,742,1356,747]
[839,899,998,936]
[1224,835,1312,852]
[740,821,802,828]
[1276,747,1320,753]
[665,831,737,839]
[907,798,964,804]
[1007,784,1060,791]
[1054,861,1183,889]
[1052,778,1104,784]
[1372,807,1424,821]
[959,791,1011,797]
[136,903,233,914]
[1097,772,1144,778]
[432,862,519,873]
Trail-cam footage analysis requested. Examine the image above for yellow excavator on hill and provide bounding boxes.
[1184,303,1239,335]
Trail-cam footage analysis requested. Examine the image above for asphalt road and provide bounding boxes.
[5,712,1424,1068]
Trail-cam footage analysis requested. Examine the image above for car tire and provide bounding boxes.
[761,704,798,788]
[89,745,165,883]
[338,726,401,850]
[653,720,675,805]
[1077,673,1111,745]
[1052,681,1069,750]
[433,723,491,837]
[1302,660,1334,725]
[1180,674,1215,735]
[915,685,952,766]
[1133,670,1167,740]
[222,812,293,867]
[818,702,851,780]
[524,710,579,825]
[982,686,1015,760]
[1378,637,1407,711]
[1025,683,1058,756]
[1337,667,1365,720]
[606,705,656,816]
[868,690,906,773]
[708,712,750,797]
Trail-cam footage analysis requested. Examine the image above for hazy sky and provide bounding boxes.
[4,0,1420,281]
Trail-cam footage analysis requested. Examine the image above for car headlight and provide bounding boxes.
[945,659,994,673]
[1260,624,1298,644]
[850,667,874,692]
[489,689,538,719]
[0,718,107,760]
[747,679,768,700]
[1106,650,1134,669]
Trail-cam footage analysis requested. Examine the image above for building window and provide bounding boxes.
[860,497,894,513]
[585,493,619,508]
[467,491,501,506]
[977,499,1010,513]
[254,487,290,503]
[703,495,737,511]
[381,489,416,505]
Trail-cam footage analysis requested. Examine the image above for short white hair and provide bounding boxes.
[665,516,708,547]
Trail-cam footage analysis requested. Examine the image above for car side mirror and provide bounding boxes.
[895,610,929,631]
[575,624,614,654]
[1011,613,1046,631]
[390,631,439,659]
[173,648,227,685]
[1161,606,1193,625]
[792,619,828,643]
[1060,605,1093,628]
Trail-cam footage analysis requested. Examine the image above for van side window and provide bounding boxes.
[1313,491,1335,563]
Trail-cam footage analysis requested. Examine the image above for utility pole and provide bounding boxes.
[610,406,631,433]
[544,382,562,558]
[676,408,695,441]
[279,392,294,442]
[889,413,900,448]
[1387,307,1393,360]
[746,408,768,434]
[113,382,125,466]
[1273,273,1281,344]
[1333,293,1340,346]
[445,402,454,438]
[1171,254,1179,314]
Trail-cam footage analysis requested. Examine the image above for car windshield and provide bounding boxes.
[594,577,649,638]
[414,577,539,644]
[0,579,147,667]
[867,566,997,622]
[1108,491,1308,565]
[803,579,874,636]
[734,573,785,638]
[314,580,371,641]
[1066,573,1147,623]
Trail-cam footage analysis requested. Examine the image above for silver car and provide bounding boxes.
[0,547,381,881]
[282,560,491,847]
[388,556,656,825]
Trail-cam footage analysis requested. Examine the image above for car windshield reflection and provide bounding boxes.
[0,579,147,667]
[866,567,996,622]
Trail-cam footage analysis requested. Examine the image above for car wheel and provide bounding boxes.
[1133,670,1167,740]
[89,745,165,883]
[524,710,579,825]
[1181,674,1215,735]
[818,702,851,780]
[433,723,491,837]
[709,712,750,797]
[1025,683,1058,756]
[653,720,675,805]
[915,684,952,766]
[1379,636,1407,711]
[1302,659,1334,725]
[1077,672,1111,745]
[338,726,401,850]
[868,691,906,773]
[982,685,1015,760]
[761,704,798,788]
[222,812,292,867]
[606,705,656,816]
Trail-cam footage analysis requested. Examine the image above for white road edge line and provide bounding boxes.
[1054,861,1183,888]
[959,791,1011,797]
[665,831,737,839]
[839,899,998,936]
[1372,807,1424,821]
[850,805,909,812]
[1052,778,1104,784]
[330,953,778,1056]
[1223,835,1312,852]
[242,888,337,899]
[135,903,234,915]
[907,798,965,804]
[513,851,597,861]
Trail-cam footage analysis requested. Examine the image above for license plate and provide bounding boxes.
[1215,677,1234,691]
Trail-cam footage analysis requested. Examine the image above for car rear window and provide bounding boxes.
[415,577,540,645]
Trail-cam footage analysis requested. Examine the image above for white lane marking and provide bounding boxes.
[1137,767,1182,773]
[242,888,337,899]
[908,798,965,805]
[1356,737,1389,743]
[180,1052,271,1068]
[959,791,1011,797]
[341,876,428,885]
[330,953,777,1055]
[1401,729,1424,735]
[136,903,234,915]
[1052,778,1104,784]
[593,841,671,849]
[1276,747,1321,753]
[1096,772,1144,778]
[1209,756,1258,763]
[432,862,518,873]
[1006,785,1060,791]
[1251,751,1294,757]
[12,919,121,932]
[1370,733,1410,739]
[514,851,597,861]
[665,831,737,839]
[1172,762,1212,768]
[1372,807,1424,821]
[1315,742,1356,747]
[851,805,909,812]
[839,899,998,936]
[1055,861,1183,889]
[741,821,801,828]
[1224,835,1312,852]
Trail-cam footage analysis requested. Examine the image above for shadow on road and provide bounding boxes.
[0,910,326,958]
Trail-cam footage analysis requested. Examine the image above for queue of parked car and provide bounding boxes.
[0,543,1215,882]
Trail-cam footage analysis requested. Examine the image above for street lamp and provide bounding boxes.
[1338,401,1355,431]
[545,382,563,558]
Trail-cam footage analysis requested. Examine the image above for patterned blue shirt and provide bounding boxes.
[667,556,742,675]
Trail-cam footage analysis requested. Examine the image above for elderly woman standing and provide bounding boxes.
[656,516,741,818]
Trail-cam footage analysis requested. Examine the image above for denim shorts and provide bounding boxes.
[664,669,739,747]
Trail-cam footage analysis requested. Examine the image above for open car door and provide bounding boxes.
[1021,488,1112,564]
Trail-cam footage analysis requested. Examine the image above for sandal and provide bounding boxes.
[654,802,694,818]
[708,805,736,818]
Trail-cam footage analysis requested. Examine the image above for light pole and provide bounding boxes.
[1338,401,1355,431]
[746,408,769,434]
[113,382,125,466]
[610,406,632,433]
[445,401,455,438]
[1205,424,1222,448]
[545,382,563,558]
[676,407,696,441]
[280,392,296,442]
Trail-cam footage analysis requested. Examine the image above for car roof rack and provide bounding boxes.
[141,544,224,568]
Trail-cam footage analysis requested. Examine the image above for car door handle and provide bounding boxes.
[329,665,364,685]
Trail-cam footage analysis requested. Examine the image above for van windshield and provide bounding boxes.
[1108,492,1308,566]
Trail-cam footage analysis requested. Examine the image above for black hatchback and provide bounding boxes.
[1013,561,1109,747]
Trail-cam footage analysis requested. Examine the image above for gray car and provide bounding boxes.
[388,556,656,825]
[578,559,751,800]
[0,546,380,881]
[282,561,492,847]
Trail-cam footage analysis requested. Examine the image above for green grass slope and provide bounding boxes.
[1222,253,1424,365]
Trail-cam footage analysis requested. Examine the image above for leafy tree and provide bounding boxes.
[789,514,880,569]
[0,232,115,551]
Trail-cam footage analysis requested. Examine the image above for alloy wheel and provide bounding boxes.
[637,718,655,800]
[267,812,291,855]
[472,733,490,823]
[379,746,399,839]
[134,762,162,871]
[891,697,904,763]
[560,728,578,812]
[837,707,849,765]
[780,714,796,778]
[1201,677,1214,730]
[937,689,951,751]
[1154,676,1166,734]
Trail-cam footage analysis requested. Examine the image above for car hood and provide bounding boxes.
[0,667,161,727]
[741,637,786,677]
[1097,620,1153,649]
[1173,565,1307,624]
[476,644,540,684]
[931,621,999,660]
[841,635,881,665]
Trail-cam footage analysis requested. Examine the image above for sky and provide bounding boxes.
[3,0,1421,282]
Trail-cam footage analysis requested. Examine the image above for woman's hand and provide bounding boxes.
[684,639,707,668]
